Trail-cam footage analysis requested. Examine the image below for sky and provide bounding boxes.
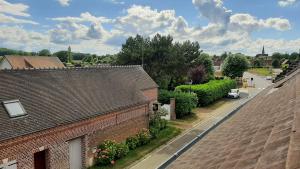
[0,0,300,56]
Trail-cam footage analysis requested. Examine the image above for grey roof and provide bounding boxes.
[0,66,157,142]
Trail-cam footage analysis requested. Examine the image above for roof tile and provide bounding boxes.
[168,70,300,169]
[0,66,157,142]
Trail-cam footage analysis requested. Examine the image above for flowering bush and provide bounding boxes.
[126,135,139,150]
[115,142,129,159]
[94,140,118,166]
[137,129,151,146]
[94,129,154,166]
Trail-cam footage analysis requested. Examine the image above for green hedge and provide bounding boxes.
[175,80,237,106]
[158,90,198,118]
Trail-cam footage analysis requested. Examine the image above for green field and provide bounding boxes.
[248,68,273,76]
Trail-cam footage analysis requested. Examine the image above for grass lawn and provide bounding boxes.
[248,68,272,76]
[89,126,181,169]
[169,98,233,130]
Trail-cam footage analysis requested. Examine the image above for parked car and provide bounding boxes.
[266,76,272,80]
[228,89,240,99]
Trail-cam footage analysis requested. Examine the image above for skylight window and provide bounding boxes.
[3,100,27,118]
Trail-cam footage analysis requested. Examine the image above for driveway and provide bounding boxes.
[129,72,271,169]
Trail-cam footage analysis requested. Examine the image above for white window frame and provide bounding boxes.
[3,99,27,118]
[0,160,17,169]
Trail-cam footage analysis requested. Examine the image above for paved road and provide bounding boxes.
[129,72,272,169]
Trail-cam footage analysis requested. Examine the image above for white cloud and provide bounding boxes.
[0,0,37,25]
[0,26,50,51]
[108,0,125,5]
[230,14,291,32]
[278,0,298,7]
[51,12,112,24]
[192,0,232,25]
[0,1,297,56]
[49,12,110,44]
[0,0,30,17]
[87,24,105,39]
[57,0,71,6]
[0,13,38,25]
[113,5,177,36]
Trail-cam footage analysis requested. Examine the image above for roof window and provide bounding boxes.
[3,100,27,118]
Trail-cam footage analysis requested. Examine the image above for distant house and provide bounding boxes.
[0,66,158,169]
[213,57,223,71]
[0,55,65,70]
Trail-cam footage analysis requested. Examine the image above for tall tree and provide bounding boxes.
[193,53,214,80]
[220,52,228,61]
[222,53,249,78]
[188,65,207,84]
[116,34,202,89]
[53,51,68,63]
[38,49,51,56]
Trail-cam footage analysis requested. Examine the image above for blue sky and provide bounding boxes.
[0,0,300,55]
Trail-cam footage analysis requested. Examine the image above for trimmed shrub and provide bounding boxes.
[137,129,151,146]
[175,79,237,106]
[159,90,198,118]
[149,126,160,139]
[126,135,139,150]
[115,143,129,159]
[149,108,168,138]
[95,140,118,166]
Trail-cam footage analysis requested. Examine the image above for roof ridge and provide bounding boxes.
[0,65,142,72]
[274,68,300,88]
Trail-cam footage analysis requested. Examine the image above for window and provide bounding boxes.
[3,100,27,118]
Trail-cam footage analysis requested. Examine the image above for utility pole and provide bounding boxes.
[141,41,144,68]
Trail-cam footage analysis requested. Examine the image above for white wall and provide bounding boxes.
[161,105,171,120]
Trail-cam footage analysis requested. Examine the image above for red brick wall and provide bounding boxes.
[142,88,158,113]
[142,88,158,102]
[0,104,149,169]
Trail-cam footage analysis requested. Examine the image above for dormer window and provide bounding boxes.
[3,100,27,118]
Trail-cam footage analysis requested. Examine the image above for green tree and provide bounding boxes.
[188,65,207,84]
[117,34,202,89]
[53,51,68,63]
[222,53,249,78]
[272,52,284,61]
[193,53,214,80]
[253,58,263,68]
[38,49,51,56]
[220,52,228,61]
[290,52,299,61]
[272,59,280,68]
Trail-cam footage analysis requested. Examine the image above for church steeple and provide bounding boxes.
[262,46,265,55]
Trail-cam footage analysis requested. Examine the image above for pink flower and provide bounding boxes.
[111,160,115,165]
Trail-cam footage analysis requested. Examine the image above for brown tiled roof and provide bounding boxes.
[0,66,157,142]
[168,69,300,169]
[4,55,65,69]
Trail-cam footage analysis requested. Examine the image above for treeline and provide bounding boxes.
[0,47,117,65]
[0,48,38,56]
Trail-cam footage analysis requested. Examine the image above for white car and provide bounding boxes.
[228,89,240,99]
[266,76,272,80]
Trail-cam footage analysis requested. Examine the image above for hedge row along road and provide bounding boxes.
[175,79,237,106]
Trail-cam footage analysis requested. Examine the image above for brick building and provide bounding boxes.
[0,66,158,169]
